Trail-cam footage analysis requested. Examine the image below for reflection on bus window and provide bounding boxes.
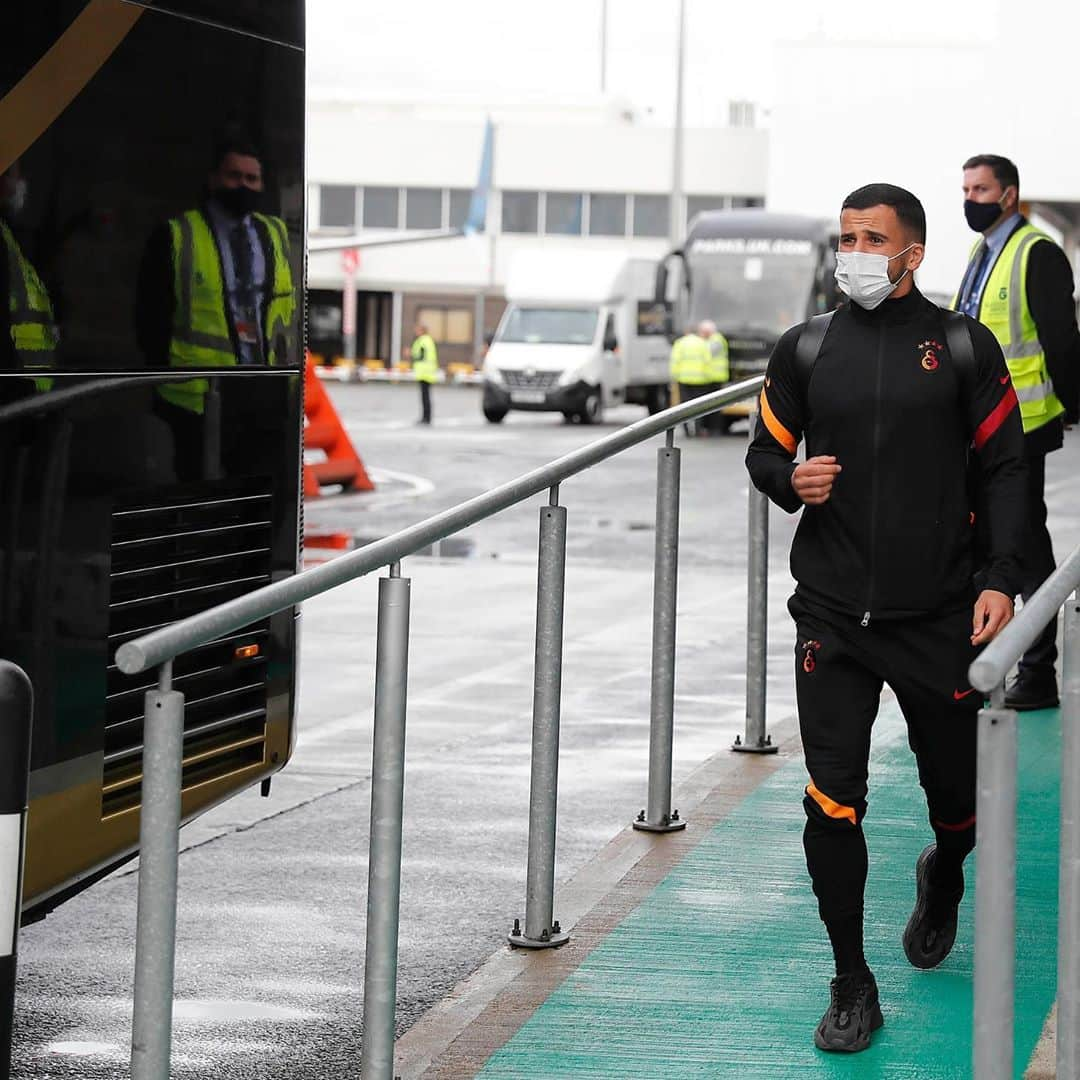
[1,162,57,396]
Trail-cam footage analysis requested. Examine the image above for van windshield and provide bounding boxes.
[499,307,599,345]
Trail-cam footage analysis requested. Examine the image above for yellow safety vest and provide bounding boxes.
[669,333,711,385]
[706,332,730,383]
[1,220,56,392]
[954,223,1064,434]
[411,333,439,383]
[160,209,295,414]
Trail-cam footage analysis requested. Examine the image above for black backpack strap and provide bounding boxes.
[792,311,835,396]
[942,309,976,396]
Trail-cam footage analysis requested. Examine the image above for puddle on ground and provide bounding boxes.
[171,998,314,1023]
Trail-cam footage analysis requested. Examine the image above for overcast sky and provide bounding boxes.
[307,0,1004,125]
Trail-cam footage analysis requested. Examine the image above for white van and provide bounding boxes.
[482,250,670,424]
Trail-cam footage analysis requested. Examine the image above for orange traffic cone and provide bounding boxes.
[303,357,374,497]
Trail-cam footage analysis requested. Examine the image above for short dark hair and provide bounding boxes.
[962,154,1020,193]
[841,183,926,244]
[210,128,263,171]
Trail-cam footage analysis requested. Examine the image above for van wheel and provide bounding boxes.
[579,389,603,425]
[646,385,670,415]
[484,406,508,424]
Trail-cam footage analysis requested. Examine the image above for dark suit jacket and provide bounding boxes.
[1024,233,1080,453]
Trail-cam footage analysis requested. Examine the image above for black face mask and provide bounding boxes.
[964,198,1004,233]
[214,186,261,218]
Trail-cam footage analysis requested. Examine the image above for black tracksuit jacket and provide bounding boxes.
[746,287,1027,622]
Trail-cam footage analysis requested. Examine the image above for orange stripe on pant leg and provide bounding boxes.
[759,389,796,455]
[807,780,857,825]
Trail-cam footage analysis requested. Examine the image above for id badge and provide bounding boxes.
[236,320,258,346]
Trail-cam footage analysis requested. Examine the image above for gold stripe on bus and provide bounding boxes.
[0,0,144,174]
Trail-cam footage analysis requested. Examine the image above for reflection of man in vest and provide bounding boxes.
[136,132,295,477]
[1,163,57,396]
[955,154,1080,710]
[409,322,439,425]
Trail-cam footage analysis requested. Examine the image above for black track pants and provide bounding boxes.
[789,592,980,966]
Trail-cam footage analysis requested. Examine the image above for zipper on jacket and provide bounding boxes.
[863,326,886,626]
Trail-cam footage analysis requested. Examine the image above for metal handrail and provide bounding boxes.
[116,375,764,675]
[968,541,1080,691]
[965,539,1080,1080]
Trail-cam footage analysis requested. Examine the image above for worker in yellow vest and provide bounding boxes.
[409,322,439,424]
[1,164,56,396]
[669,323,711,436]
[955,153,1080,710]
[700,319,730,435]
[136,132,296,478]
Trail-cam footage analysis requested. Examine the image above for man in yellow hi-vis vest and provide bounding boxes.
[955,153,1080,710]
[669,323,711,436]
[409,321,439,425]
[700,318,730,435]
[136,133,296,477]
[1,164,57,396]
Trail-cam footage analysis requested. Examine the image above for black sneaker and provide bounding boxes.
[1004,674,1059,711]
[902,844,964,969]
[814,969,883,1053]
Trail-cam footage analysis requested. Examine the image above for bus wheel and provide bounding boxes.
[579,390,603,425]
[646,385,670,415]
[484,406,508,423]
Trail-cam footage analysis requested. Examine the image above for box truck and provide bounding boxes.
[482,250,670,424]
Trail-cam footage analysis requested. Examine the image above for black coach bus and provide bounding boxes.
[2,1,305,917]
[656,210,839,428]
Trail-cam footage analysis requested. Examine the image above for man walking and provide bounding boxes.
[955,154,1080,710]
[747,183,1026,1053]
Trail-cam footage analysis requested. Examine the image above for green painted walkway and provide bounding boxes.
[479,706,1061,1079]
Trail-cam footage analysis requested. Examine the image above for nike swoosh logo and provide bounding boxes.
[999,376,1010,384]
[953,688,977,700]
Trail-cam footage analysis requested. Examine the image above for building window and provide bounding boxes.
[449,188,472,230]
[417,306,474,345]
[588,193,626,237]
[732,195,765,208]
[686,195,728,228]
[320,185,356,229]
[363,186,400,228]
[502,190,539,234]
[544,192,583,236]
[632,194,669,238]
[405,187,442,230]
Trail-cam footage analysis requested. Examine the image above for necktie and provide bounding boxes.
[230,222,260,362]
[961,242,990,319]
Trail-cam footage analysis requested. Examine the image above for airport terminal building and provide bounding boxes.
[305,96,768,368]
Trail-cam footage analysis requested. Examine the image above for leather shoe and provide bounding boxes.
[1004,674,1059,711]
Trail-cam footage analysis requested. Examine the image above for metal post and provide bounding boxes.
[635,430,686,833]
[668,0,686,247]
[973,699,1017,1080]
[131,661,184,1080]
[1058,593,1080,1079]
[734,401,777,754]
[510,487,570,949]
[0,662,31,1076]
[360,564,411,1080]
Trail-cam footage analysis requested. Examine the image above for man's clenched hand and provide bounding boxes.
[791,456,842,506]
[972,590,1013,645]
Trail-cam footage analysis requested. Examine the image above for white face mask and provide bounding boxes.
[834,243,915,310]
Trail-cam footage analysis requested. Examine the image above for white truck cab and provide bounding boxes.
[482,250,670,424]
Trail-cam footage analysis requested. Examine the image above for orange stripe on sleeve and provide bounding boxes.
[807,780,857,826]
[759,389,797,455]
